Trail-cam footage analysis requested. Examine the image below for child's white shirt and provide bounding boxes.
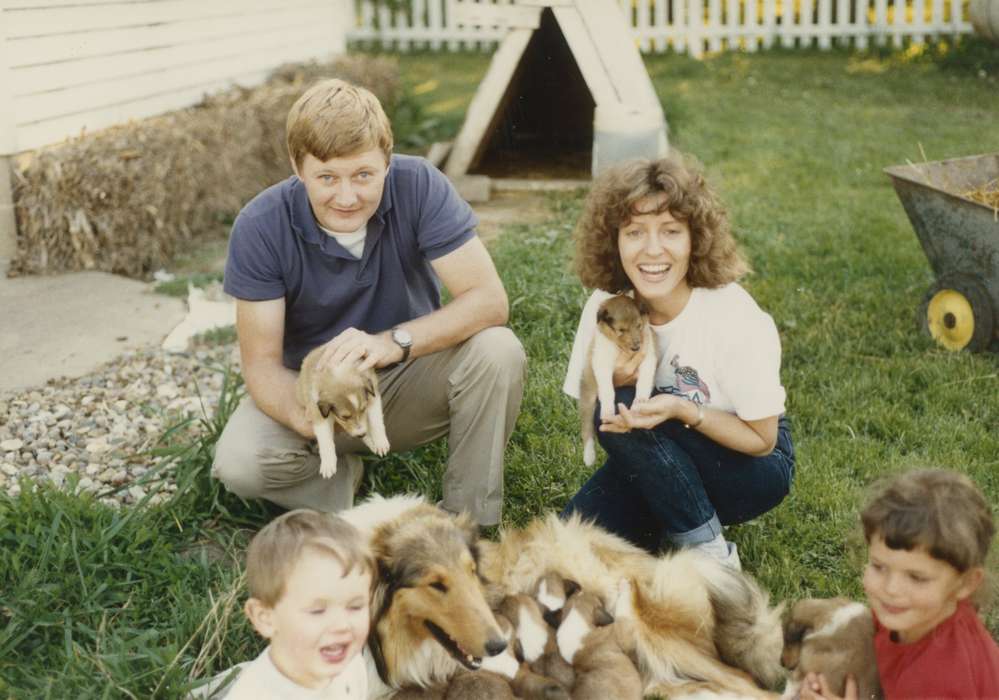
[563,285,786,420]
[222,645,367,700]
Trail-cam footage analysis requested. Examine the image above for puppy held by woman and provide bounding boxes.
[563,153,795,569]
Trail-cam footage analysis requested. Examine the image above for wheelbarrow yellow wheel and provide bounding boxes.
[921,275,995,352]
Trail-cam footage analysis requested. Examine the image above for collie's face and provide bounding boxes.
[375,516,507,677]
[862,535,977,644]
[596,296,648,354]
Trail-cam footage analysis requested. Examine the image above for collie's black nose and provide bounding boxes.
[485,638,507,657]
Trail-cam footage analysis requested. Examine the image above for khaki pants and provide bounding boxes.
[211,326,526,525]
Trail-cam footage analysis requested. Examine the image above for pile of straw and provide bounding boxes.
[963,179,999,213]
[9,55,400,278]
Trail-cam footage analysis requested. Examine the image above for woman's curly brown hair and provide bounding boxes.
[573,153,749,292]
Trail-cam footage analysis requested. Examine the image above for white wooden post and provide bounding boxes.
[780,0,795,47]
[874,0,887,45]
[745,0,760,51]
[653,0,667,53]
[675,0,689,54]
[0,11,18,261]
[855,0,869,49]
[835,0,849,47]
[818,0,832,47]
[708,0,721,50]
[763,0,777,49]
[931,0,943,38]
[689,0,705,57]
[636,0,651,52]
[725,0,739,49]
[913,0,926,43]
[800,0,815,47]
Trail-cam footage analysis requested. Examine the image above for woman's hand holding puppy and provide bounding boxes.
[599,394,694,433]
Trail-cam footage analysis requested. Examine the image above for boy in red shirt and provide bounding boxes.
[804,469,999,700]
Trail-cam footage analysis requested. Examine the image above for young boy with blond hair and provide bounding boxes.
[804,468,999,699]
[212,77,525,525]
[225,509,374,699]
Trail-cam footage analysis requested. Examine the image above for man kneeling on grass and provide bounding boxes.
[211,78,526,527]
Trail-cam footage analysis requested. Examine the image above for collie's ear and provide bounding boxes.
[635,298,650,316]
[364,377,376,398]
[596,307,611,325]
[563,578,581,598]
[317,402,333,418]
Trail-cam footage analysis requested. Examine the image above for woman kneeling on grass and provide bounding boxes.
[562,153,795,569]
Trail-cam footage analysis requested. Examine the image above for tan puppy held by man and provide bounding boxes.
[556,582,644,700]
[579,295,656,466]
[296,346,390,478]
[780,597,881,700]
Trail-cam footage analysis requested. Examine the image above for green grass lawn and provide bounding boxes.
[2,43,998,697]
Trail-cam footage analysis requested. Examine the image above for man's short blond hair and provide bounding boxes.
[286,78,393,170]
[245,509,374,607]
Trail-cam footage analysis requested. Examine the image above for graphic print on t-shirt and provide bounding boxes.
[666,354,711,405]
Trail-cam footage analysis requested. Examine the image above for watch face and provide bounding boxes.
[393,328,413,346]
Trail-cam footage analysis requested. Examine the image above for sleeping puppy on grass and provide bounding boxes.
[296,345,390,478]
[781,597,881,700]
[579,295,656,466]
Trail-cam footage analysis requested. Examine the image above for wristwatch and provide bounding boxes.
[390,327,413,364]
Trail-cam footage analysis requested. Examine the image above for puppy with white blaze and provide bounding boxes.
[780,598,881,700]
[556,583,644,700]
[578,294,656,466]
[478,512,786,699]
[296,346,390,478]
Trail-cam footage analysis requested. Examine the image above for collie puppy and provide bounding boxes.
[341,495,507,698]
[579,295,656,466]
[497,593,575,691]
[479,513,786,699]
[780,598,881,700]
[296,346,390,477]
[556,584,644,700]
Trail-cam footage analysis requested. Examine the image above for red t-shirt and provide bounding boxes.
[874,600,999,699]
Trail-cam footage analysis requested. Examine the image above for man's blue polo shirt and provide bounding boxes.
[223,154,477,370]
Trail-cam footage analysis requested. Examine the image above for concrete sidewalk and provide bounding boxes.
[0,260,187,394]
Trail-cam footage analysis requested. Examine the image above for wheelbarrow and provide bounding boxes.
[884,153,999,352]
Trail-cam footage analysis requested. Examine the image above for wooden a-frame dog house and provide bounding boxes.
[444,0,669,189]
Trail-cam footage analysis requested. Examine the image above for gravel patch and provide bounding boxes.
[0,343,240,507]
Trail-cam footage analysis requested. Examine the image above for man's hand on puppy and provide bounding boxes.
[317,327,404,372]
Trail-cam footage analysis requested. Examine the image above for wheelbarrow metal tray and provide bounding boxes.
[884,152,999,351]
[884,152,999,284]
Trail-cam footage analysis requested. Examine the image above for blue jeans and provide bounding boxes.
[562,386,795,553]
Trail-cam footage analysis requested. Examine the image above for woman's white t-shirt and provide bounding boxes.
[563,284,786,421]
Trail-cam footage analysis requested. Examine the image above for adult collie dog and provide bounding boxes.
[344,495,785,699]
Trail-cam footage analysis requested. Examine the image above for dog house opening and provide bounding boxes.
[469,8,594,180]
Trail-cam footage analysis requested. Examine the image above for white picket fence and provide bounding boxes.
[347,0,974,58]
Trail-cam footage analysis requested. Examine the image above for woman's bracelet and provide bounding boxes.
[684,403,704,429]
